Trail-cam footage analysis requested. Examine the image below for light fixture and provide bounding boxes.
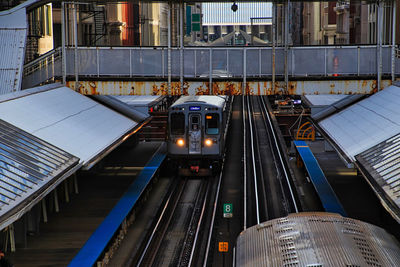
[177,138,185,146]
[205,138,213,146]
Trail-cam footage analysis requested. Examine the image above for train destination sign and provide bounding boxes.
[189,106,201,111]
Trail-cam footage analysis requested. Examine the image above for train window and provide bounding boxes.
[170,113,185,135]
[191,116,199,124]
[206,113,219,134]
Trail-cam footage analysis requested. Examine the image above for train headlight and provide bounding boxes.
[205,138,213,146]
[176,138,185,146]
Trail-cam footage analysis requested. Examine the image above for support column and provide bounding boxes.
[209,48,212,94]
[392,0,397,82]
[61,2,66,85]
[54,188,59,213]
[64,179,70,203]
[377,1,383,90]
[284,0,290,93]
[179,1,184,95]
[9,224,15,252]
[73,2,79,91]
[168,1,172,95]
[243,48,246,95]
[272,4,276,93]
[73,173,79,194]
[42,198,48,223]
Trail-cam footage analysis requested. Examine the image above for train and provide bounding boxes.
[167,95,232,176]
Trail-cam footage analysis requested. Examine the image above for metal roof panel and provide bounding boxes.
[0,8,27,95]
[319,85,400,161]
[0,119,79,229]
[0,86,138,168]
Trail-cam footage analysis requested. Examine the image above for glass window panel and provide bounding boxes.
[170,113,185,135]
[206,113,219,135]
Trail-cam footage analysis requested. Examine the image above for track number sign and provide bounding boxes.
[223,203,233,218]
[219,242,228,252]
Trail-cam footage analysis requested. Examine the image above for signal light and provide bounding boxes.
[177,138,185,146]
[205,139,213,146]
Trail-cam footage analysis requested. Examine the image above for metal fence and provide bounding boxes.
[22,45,400,88]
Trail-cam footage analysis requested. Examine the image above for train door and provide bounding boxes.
[188,114,201,154]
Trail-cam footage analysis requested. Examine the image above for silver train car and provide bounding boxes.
[235,212,400,266]
[167,95,231,176]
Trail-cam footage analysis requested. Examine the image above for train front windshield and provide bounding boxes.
[205,114,219,134]
[171,113,185,135]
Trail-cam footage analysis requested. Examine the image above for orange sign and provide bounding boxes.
[218,242,228,252]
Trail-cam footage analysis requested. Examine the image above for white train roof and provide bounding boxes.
[171,95,227,109]
[236,212,400,267]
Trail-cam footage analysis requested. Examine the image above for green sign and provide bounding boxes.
[223,203,233,218]
[192,23,200,32]
[192,13,200,22]
[191,13,201,32]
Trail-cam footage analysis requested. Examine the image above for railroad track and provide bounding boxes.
[134,176,211,267]
[243,95,298,228]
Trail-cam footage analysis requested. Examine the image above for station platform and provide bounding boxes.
[294,140,347,216]
[7,141,164,267]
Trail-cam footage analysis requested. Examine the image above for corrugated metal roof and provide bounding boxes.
[0,86,138,169]
[235,212,400,267]
[311,94,365,121]
[304,94,348,106]
[202,2,272,25]
[356,133,400,222]
[0,118,79,229]
[0,8,27,95]
[319,85,400,161]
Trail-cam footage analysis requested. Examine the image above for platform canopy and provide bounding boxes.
[0,119,79,229]
[318,84,400,223]
[0,84,139,170]
[319,85,400,162]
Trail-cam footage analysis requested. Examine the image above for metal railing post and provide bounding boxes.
[357,47,360,76]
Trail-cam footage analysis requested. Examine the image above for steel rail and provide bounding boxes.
[260,96,298,212]
[186,179,210,267]
[242,96,247,230]
[246,95,260,224]
[202,157,226,267]
[136,178,186,266]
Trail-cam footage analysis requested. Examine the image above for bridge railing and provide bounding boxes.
[22,45,400,88]
[65,45,399,78]
[22,47,62,89]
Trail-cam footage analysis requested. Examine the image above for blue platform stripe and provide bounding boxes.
[68,143,166,267]
[294,141,347,217]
